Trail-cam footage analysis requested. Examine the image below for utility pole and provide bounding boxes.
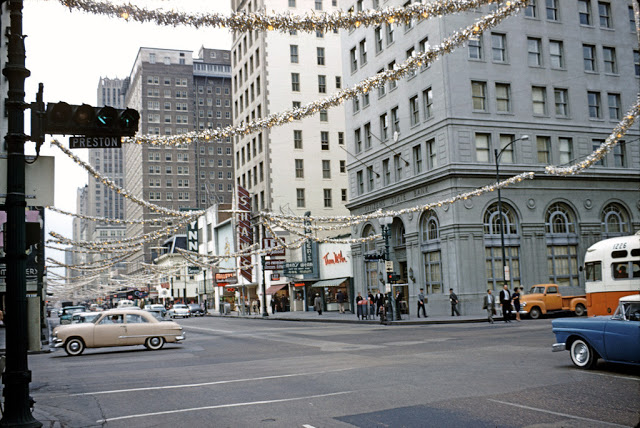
[1,0,42,426]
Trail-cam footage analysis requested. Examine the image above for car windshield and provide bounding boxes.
[148,311,165,321]
[529,286,546,294]
[614,302,640,321]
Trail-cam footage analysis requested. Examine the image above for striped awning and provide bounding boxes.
[265,284,287,294]
[311,278,348,288]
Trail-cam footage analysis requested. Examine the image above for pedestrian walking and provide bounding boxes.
[314,293,323,315]
[374,291,384,317]
[256,298,261,314]
[499,284,512,323]
[482,289,496,324]
[395,290,403,320]
[449,288,461,316]
[336,290,345,314]
[417,288,428,318]
[511,287,521,321]
[355,292,363,319]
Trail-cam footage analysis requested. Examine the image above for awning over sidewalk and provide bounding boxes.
[265,284,287,294]
[311,277,348,288]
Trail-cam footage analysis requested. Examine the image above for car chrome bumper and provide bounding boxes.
[176,333,185,341]
[552,342,566,352]
[52,338,64,348]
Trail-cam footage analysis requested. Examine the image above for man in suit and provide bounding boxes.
[449,288,461,316]
[417,288,427,318]
[499,284,512,323]
[482,289,495,324]
[375,291,385,317]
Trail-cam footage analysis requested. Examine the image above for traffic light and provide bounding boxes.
[387,272,400,283]
[43,102,139,137]
[364,252,383,261]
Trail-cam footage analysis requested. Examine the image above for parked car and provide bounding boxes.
[71,312,101,324]
[145,304,167,318]
[188,303,205,317]
[52,309,185,356]
[552,294,640,369]
[520,284,587,319]
[167,304,191,318]
[59,306,87,325]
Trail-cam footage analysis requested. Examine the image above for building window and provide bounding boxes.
[537,136,551,163]
[549,40,564,68]
[525,0,537,18]
[359,38,367,65]
[578,0,591,25]
[318,75,326,93]
[423,87,433,119]
[394,154,403,182]
[295,159,304,178]
[484,202,521,289]
[367,168,375,191]
[294,130,303,149]
[472,81,487,111]
[630,6,637,32]
[350,47,358,72]
[341,189,347,202]
[379,113,388,141]
[322,160,331,179]
[554,88,569,117]
[315,0,322,10]
[321,131,329,150]
[338,132,344,145]
[356,171,364,195]
[317,47,325,65]
[386,22,394,45]
[296,188,305,207]
[468,35,482,60]
[608,93,621,120]
[546,203,579,286]
[426,138,437,169]
[382,159,390,185]
[598,2,611,28]
[409,95,419,125]
[601,203,630,237]
[375,26,383,53]
[475,133,491,162]
[323,189,332,208]
[635,51,640,77]
[603,47,617,73]
[391,106,400,134]
[377,68,386,98]
[499,134,515,163]
[532,86,547,115]
[362,224,379,291]
[558,137,573,164]
[364,122,372,149]
[291,73,300,91]
[546,0,558,21]
[583,44,596,71]
[340,160,346,173]
[320,109,328,122]
[290,45,298,63]
[352,96,360,113]
[413,144,422,174]
[354,128,362,153]
[588,91,601,118]
[613,141,626,167]
[495,83,511,113]
[420,211,442,294]
[527,37,542,66]
[388,61,397,91]
[491,33,507,62]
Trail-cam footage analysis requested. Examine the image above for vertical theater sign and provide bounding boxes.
[237,186,253,282]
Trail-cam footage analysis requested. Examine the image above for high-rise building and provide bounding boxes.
[123,47,233,271]
[231,0,349,222]
[343,1,639,314]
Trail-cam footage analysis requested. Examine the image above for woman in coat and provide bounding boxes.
[313,293,323,315]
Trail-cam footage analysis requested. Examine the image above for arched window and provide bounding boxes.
[362,224,376,253]
[601,203,630,237]
[394,222,406,246]
[419,210,442,294]
[483,202,520,290]
[545,202,579,286]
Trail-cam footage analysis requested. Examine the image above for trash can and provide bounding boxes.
[224,303,231,315]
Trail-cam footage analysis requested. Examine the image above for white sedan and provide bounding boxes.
[167,304,191,318]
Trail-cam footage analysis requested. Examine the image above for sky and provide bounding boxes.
[20,0,232,268]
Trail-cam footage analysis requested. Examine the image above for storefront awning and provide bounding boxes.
[265,284,287,294]
[311,277,348,288]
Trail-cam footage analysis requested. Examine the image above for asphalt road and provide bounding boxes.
[28,317,640,427]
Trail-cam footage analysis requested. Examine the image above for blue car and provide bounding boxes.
[552,294,640,369]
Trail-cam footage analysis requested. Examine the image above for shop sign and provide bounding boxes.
[322,251,347,266]
[271,273,280,281]
[226,288,236,292]
[293,283,305,287]
[284,261,314,275]
[264,259,284,271]
[262,237,286,256]
[215,272,236,283]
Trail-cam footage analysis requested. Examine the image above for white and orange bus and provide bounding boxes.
[583,232,640,316]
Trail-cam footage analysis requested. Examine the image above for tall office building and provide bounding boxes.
[231,0,349,225]
[343,0,639,314]
[123,47,233,271]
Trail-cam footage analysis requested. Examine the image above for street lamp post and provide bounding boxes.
[378,216,393,321]
[494,135,528,286]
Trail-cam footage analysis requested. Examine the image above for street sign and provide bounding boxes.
[69,136,122,149]
[262,237,286,256]
[283,261,314,275]
[385,261,394,272]
[0,156,55,207]
[188,266,201,274]
[264,259,285,271]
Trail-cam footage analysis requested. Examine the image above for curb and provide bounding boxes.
[202,313,493,325]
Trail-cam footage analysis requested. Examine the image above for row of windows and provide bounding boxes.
[294,159,347,179]
[524,0,630,31]
[147,153,191,162]
[146,89,189,98]
[146,127,190,136]
[197,146,233,156]
[237,134,263,166]
[290,73,342,93]
[292,130,344,149]
[237,163,264,190]
[295,188,347,209]
[147,101,189,111]
[197,110,231,119]
[147,166,191,175]
[147,114,190,124]
[196,85,231,95]
[148,179,191,187]
[146,76,188,86]
[197,171,234,180]
[148,191,193,201]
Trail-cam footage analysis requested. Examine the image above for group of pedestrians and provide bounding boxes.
[483,284,523,324]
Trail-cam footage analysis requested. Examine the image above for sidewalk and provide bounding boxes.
[206,309,491,325]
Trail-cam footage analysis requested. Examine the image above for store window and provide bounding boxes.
[545,202,579,286]
[420,210,442,294]
[483,202,520,290]
[362,224,380,293]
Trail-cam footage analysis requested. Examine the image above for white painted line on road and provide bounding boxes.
[580,371,640,382]
[180,325,234,334]
[96,391,353,423]
[71,368,354,397]
[302,425,317,428]
[488,399,631,427]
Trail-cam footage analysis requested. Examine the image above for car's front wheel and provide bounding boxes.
[570,339,597,369]
[145,336,165,350]
[64,337,85,356]
[529,307,541,319]
[574,304,586,317]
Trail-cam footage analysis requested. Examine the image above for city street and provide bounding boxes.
[27,316,640,427]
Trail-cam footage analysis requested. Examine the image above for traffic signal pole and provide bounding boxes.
[1,0,42,426]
